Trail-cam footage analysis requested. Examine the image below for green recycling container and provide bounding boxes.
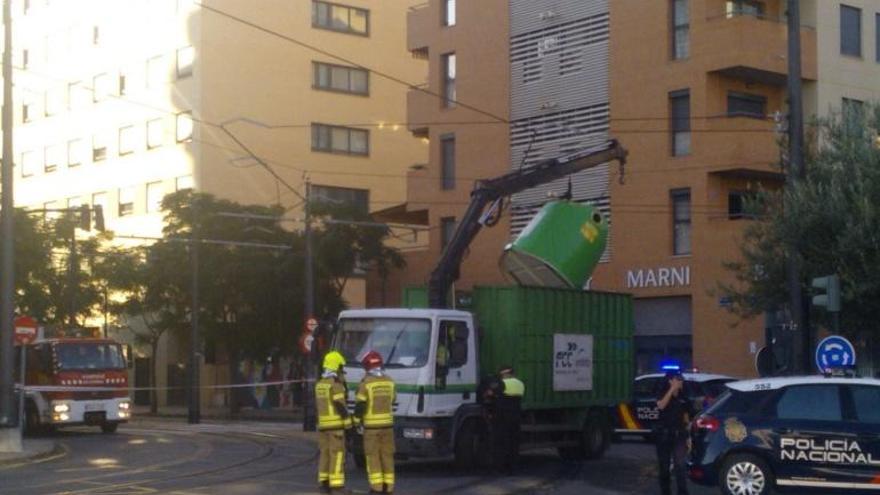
[501,201,607,289]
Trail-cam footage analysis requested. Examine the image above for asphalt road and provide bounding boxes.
[0,421,724,495]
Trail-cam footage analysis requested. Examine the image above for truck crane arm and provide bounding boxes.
[427,139,628,309]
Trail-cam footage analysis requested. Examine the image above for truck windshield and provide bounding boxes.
[55,343,126,371]
[337,318,431,369]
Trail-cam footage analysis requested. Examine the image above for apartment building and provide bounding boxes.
[398,0,880,378]
[10,0,426,406]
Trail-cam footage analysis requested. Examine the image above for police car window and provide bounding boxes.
[850,386,880,424]
[633,378,665,399]
[775,385,842,421]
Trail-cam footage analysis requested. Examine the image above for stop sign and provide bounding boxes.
[14,316,38,345]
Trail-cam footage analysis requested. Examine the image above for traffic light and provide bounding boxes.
[78,204,91,230]
[93,205,105,232]
[812,275,841,312]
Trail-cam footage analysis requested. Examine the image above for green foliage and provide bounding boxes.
[720,103,880,336]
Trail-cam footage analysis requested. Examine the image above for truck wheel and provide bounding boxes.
[24,403,40,436]
[720,454,773,495]
[101,422,119,434]
[582,414,610,460]
[454,419,488,470]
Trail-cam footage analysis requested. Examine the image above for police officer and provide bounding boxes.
[315,351,352,494]
[655,368,694,495]
[355,351,396,494]
[480,365,524,474]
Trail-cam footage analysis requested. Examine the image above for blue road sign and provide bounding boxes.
[815,335,856,372]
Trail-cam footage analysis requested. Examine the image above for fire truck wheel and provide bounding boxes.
[101,422,119,434]
[24,403,40,435]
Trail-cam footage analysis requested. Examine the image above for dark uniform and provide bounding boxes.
[480,368,525,473]
[315,373,351,492]
[654,373,694,495]
[356,371,396,493]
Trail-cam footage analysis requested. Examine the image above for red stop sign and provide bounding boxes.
[14,316,38,345]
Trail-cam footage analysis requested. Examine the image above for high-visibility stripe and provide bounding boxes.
[502,377,525,397]
[778,479,880,490]
[617,403,641,431]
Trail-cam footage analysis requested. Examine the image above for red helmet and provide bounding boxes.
[361,350,383,370]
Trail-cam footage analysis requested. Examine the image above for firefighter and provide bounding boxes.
[654,367,693,495]
[315,350,352,494]
[355,351,396,494]
[480,365,524,474]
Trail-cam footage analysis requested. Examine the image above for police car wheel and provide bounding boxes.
[720,454,772,495]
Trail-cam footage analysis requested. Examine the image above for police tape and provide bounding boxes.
[14,378,318,393]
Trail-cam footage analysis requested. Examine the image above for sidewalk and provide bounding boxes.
[0,439,61,467]
[132,404,304,422]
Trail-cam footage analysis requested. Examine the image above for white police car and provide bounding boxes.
[613,368,735,439]
[689,373,880,494]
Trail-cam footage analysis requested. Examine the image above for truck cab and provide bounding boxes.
[335,308,478,460]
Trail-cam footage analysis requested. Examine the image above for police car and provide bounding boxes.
[614,368,735,439]
[688,373,880,494]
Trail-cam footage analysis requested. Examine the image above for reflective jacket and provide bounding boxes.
[316,376,350,431]
[356,374,396,429]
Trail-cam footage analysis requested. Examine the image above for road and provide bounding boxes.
[0,421,726,495]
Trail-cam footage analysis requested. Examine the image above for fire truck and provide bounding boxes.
[16,328,132,434]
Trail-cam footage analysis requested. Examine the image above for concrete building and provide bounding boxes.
[398,0,880,378]
[10,0,426,407]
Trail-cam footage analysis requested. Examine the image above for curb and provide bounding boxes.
[0,441,65,468]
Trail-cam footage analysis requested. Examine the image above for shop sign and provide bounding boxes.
[625,266,690,289]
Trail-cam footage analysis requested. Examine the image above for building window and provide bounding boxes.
[21,48,28,69]
[22,98,32,123]
[312,1,369,36]
[725,0,764,18]
[176,46,194,78]
[176,111,193,142]
[92,192,108,220]
[44,145,60,173]
[147,118,165,149]
[21,150,37,177]
[175,175,193,191]
[146,55,168,88]
[68,81,88,109]
[441,217,457,249]
[443,0,456,26]
[672,189,691,255]
[92,134,107,162]
[670,89,690,156]
[671,0,689,60]
[45,87,63,116]
[442,53,456,108]
[118,187,135,217]
[728,190,758,219]
[311,123,369,155]
[727,91,766,118]
[146,181,165,213]
[119,125,138,155]
[311,184,369,213]
[441,134,455,190]
[312,61,369,95]
[67,196,83,209]
[68,139,85,167]
[841,4,862,57]
[93,73,111,102]
[92,25,100,45]
[118,72,127,96]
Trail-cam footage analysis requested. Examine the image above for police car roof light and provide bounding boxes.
[660,363,681,372]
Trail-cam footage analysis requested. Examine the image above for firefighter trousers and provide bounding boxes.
[363,427,395,492]
[318,429,346,488]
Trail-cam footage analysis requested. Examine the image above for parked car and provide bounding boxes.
[689,373,880,495]
[613,369,735,440]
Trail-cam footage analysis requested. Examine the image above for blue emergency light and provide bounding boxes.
[660,363,681,372]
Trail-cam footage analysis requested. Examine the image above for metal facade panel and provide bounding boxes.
[509,0,609,37]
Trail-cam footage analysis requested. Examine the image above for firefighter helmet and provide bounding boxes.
[361,350,384,370]
[322,350,346,372]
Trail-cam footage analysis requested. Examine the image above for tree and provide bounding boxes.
[720,103,880,338]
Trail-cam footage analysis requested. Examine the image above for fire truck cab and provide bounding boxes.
[16,335,132,434]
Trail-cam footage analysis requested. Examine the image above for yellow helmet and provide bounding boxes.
[323,350,346,372]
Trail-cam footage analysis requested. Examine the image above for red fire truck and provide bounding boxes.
[16,330,132,434]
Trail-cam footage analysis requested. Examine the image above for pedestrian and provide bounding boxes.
[355,351,396,494]
[315,350,353,494]
[654,368,694,495]
[480,365,524,474]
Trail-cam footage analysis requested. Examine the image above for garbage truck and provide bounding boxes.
[335,140,634,464]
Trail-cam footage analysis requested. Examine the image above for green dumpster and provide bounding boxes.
[501,201,607,289]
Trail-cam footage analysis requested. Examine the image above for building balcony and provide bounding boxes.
[698,115,782,176]
[407,84,433,136]
[697,13,816,85]
[407,3,432,53]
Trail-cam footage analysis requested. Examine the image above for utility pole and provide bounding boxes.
[188,196,201,424]
[0,0,20,452]
[786,0,807,374]
[302,180,316,432]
